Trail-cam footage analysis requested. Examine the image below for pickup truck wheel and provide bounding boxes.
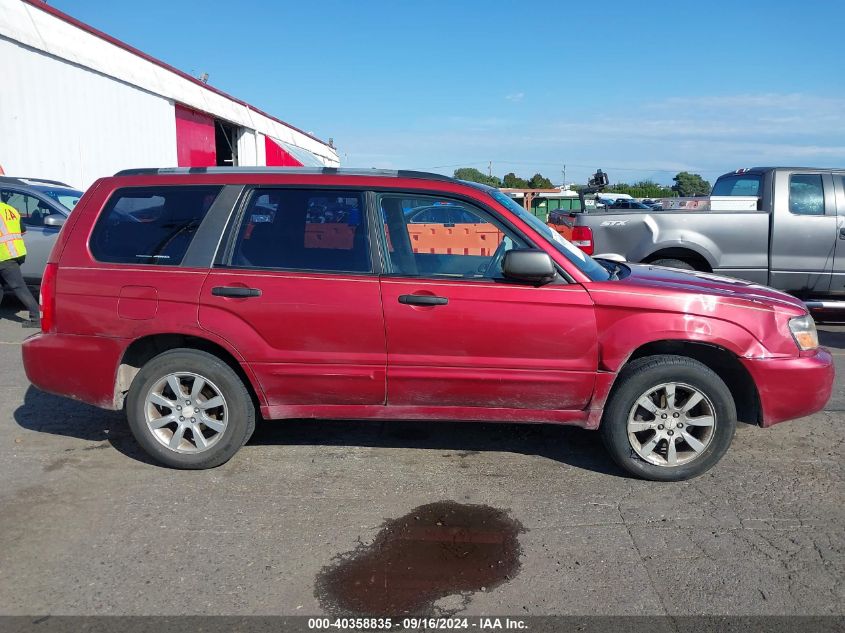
[126,349,256,469]
[601,355,736,481]
[650,258,695,271]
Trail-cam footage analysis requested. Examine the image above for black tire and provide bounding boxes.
[601,355,736,481]
[126,348,256,469]
[650,258,695,271]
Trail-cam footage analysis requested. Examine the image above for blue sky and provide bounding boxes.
[52,0,845,185]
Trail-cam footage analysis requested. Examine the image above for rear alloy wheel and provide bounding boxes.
[144,372,229,454]
[126,349,255,469]
[601,355,736,481]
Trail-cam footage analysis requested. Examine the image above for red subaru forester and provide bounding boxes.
[22,168,834,480]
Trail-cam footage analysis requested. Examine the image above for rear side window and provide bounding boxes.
[230,188,370,273]
[789,174,825,215]
[91,186,221,265]
[712,175,761,196]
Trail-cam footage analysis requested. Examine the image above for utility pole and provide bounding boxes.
[488,161,492,178]
[562,164,566,187]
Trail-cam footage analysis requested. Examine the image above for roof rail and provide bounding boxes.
[0,176,73,187]
[113,166,456,182]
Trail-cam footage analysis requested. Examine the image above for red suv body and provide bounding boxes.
[22,168,834,480]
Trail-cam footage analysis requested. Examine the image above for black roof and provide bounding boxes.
[719,166,845,177]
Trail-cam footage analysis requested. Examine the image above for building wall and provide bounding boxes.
[1,0,339,169]
[0,37,178,189]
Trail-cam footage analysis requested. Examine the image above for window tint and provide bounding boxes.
[231,189,370,273]
[0,190,64,227]
[380,195,525,278]
[408,205,479,224]
[712,175,762,196]
[90,186,220,265]
[789,174,825,215]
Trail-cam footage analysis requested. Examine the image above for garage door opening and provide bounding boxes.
[215,119,239,166]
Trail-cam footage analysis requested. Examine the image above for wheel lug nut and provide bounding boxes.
[657,424,664,430]
[667,430,674,436]
[179,416,184,421]
[191,418,196,423]
[673,413,679,418]
[677,423,683,428]
[661,414,668,419]
[186,400,191,405]
[176,405,182,411]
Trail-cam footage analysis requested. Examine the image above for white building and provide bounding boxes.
[0,0,340,189]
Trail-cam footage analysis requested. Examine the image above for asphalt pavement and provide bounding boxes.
[0,301,842,617]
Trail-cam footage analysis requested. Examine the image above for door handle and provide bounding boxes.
[839,228,845,240]
[398,294,448,306]
[211,286,262,298]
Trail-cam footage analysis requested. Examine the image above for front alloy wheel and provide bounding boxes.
[627,382,716,467]
[601,355,736,481]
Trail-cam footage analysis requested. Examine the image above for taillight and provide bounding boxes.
[571,226,594,255]
[40,262,58,333]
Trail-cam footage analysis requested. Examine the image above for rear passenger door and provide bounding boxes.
[198,188,386,411]
[770,170,837,294]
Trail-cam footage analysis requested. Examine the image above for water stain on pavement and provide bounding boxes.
[315,500,524,616]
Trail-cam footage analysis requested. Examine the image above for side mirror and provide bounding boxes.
[43,215,66,228]
[502,249,557,285]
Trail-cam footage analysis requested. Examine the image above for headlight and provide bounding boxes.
[788,314,819,351]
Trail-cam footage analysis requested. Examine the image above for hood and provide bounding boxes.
[616,263,807,314]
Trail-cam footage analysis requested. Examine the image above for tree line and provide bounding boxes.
[452,167,712,197]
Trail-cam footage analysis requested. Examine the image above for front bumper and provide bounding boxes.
[741,348,834,427]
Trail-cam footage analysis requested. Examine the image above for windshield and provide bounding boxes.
[488,189,611,281]
[712,174,761,197]
[36,187,83,211]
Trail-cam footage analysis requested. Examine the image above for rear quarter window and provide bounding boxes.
[90,186,221,265]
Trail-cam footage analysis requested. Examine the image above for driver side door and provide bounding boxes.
[377,192,598,412]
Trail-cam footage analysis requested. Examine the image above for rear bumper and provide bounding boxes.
[741,349,834,427]
[22,332,124,409]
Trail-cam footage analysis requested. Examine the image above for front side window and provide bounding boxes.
[380,194,524,279]
[231,189,370,273]
[0,189,64,227]
[487,189,611,281]
[789,174,825,215]
[90,185,221,265]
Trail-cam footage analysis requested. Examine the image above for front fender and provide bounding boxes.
[596,309,764,372]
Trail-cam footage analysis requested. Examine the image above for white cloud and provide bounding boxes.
[504,92,524,102]
[339,92,845,183]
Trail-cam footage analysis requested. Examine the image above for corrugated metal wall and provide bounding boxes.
[0,38,178,189]
[1,0,340,168]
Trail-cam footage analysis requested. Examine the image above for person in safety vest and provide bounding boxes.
[0,200,41,328]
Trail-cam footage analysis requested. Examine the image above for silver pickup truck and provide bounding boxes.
[556,167,845,303]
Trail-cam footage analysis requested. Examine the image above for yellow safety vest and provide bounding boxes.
[0,202,27,262]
